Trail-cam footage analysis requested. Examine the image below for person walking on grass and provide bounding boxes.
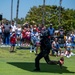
[10,31,17,52]
[34,29,64,71]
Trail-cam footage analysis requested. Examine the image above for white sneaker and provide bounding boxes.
[34,51,36,53]
[71,52,73,55]
[67,56,69,58]
[67,55,71,58]
[64,54,66,56]
[30,51,32,53]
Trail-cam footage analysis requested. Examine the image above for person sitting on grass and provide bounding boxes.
[51,37,62,57]
[64,39,72,58]
[10,31,17,52]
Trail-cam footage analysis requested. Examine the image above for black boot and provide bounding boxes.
[58,57,64,68]
[33,68,40,71]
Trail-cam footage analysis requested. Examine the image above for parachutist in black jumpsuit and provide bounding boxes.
[34,30,64,71]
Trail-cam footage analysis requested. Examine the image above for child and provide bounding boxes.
[65,39,72,58]
[10,32,17,52]
[52,37,61,56]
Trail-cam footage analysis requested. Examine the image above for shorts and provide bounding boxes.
[26,36,30,40]
[36,41,40,46]
[21,38,26,42]
[10,43,16,46]
[67,47,71,51]
[53,49,58,53]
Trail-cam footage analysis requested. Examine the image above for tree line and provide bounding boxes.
[1,5,75,33]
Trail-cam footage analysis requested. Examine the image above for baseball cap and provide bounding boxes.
[50,23,52,26]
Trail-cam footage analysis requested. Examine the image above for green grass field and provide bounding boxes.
[0,47,75,75]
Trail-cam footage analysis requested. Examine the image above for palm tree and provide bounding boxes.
[16,0,20,25]
[42,0,45,25]
[11,0,13,24]
[59,0,62,26]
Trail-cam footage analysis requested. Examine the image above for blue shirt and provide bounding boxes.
[48,27,54,36]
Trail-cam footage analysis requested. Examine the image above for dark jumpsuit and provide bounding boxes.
[35,32,59,70]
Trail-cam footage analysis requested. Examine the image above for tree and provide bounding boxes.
[24,5,75,32]
[14,17,24,24]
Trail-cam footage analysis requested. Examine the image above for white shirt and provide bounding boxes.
[11,25,17,32]
[0,26,2,33]
[16,27,21,34]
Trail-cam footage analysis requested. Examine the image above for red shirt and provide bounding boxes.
[25,31,31,37]
[22,30,26,38]
[10,34,16,44]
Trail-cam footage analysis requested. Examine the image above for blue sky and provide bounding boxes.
[0,0,75,20]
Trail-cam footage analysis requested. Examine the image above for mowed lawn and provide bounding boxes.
[0,47,75,75]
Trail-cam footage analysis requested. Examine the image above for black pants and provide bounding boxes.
[35,50,58,70]
[3,32,10,45]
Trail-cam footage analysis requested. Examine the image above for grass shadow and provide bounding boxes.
[7,62,75,74]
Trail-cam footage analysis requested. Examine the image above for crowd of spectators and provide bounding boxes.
[0,20,75,57]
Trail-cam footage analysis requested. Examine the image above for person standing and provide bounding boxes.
[3,20,11,45]
[10,21,17,37]
[30,28,40,54]
[0,23,3,44]
[58,27,65,47]
[10,32,17,52]
[48,23,55,43]
[16,25,22,46]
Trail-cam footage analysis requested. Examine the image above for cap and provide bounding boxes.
[61,26,63,29]
[50,23,52,26]
[33,28,36,30]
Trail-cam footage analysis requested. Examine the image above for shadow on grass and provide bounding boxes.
[7,62,75,74]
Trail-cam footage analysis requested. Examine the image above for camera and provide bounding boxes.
[40,30,49,39]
